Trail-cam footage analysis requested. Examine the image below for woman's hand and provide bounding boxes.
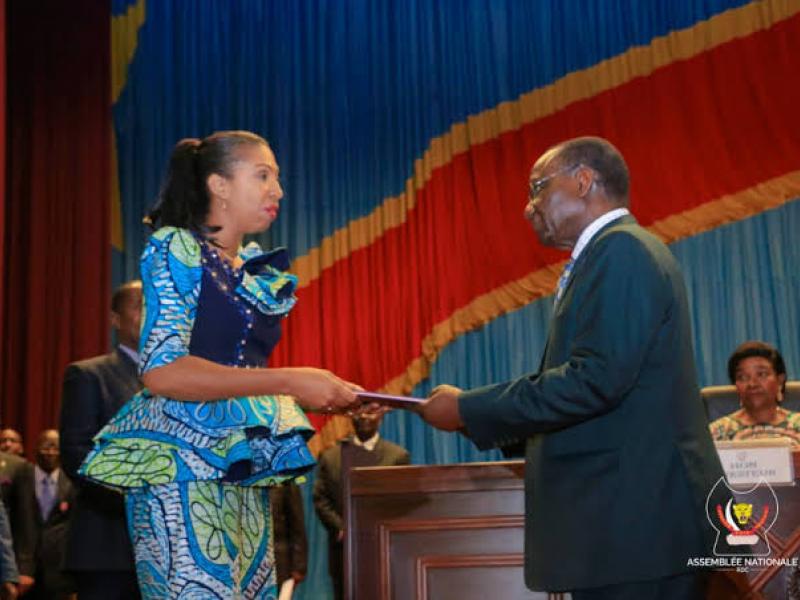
[282,367,362,413]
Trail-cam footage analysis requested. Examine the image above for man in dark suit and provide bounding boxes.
[59,280,142,600]
[313,413,410,600]
[0,452,35,594]
[27,430,75,600]
[0,503,19,600]
[420,137,724,599]
[270,482,307,591]
[0,431,23,458]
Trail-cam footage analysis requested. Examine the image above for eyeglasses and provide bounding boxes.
[528,163,581,202]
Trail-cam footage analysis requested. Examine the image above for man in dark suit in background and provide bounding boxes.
[27,430,75,600]
[421,137,724,599]
[313,413,410,600]
[0,503,19,600]
[270,482,308,592]
[59,280,143,600]
[0,432,23,458]
[0,452,35,594]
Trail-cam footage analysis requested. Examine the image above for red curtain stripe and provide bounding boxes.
[0,0,5,429]
[270,13,800,395]
[3,1,111,455]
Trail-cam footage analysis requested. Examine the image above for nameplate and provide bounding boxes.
[715,440,795,486]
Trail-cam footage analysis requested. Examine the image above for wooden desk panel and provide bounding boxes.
[345,454,800,600]
[344,461,550,600]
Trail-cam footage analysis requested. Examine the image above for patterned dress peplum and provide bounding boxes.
[80,227,315,599]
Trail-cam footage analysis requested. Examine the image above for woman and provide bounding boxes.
[79,131,361,599]
[709,341,800,445]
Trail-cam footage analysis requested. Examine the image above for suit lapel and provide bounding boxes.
[539,214,636,369]
[557,214,636,309]
[108,349,143,409]
[112,348,139,381]
[56,470,70,502]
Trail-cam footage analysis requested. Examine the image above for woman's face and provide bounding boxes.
[222,143,283,235]
[734,356,786,412]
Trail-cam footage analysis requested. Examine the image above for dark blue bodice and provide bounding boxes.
[188,238,292,367]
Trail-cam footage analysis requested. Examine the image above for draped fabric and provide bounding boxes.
[111,0,800,451]
[2,1,111,453]
[106,1,800,597]
[0,0,5,424]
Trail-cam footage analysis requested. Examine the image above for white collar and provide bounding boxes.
[35,465,59,484]
[352,433,380,452]
[571,208,630,261]
[118,344,139,364]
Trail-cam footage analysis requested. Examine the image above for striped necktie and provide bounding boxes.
[554,258,575,306]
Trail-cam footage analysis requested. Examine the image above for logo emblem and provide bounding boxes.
[706,477,778,556]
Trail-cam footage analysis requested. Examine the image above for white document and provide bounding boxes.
[277,578,295,600]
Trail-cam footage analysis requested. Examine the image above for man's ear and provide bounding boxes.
[575,165,596,198]
[110,311,120,330]
[207,173,230,199]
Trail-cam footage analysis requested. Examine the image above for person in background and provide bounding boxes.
[0,503,19,600]
[270,482,308,591]
[0,432,23,458]
[709,341,800,445]
[0,452,35,595]
[59,280,143,600]
[26,430,75,600]
[313,412,409,600]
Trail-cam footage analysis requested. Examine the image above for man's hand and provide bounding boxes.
[419,385,465,432]
[16,576,32,596]
[0,582,17,600]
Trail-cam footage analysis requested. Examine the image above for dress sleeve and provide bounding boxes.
[138,227,202,375]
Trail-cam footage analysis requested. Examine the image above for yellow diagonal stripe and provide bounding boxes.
[111,0,147,105]
[290,0,800,289]
[111,130,124,251]
[111,0,147,251]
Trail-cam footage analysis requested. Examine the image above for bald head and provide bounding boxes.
[539,137,630,206]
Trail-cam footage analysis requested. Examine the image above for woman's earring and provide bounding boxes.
[222,201,228,211]
[777,389,784,403]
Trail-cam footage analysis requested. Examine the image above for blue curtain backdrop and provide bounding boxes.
[109,1,799,597]
[111,0,753,279]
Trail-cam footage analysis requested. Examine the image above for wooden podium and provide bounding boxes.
[344,455,800,600]
[344,461,552,600]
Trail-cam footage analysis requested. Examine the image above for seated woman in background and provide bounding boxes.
[709,341,800,445]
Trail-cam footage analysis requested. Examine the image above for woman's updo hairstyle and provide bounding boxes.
[146,130,268,233]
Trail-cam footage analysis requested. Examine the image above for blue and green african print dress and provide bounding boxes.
[79,227,315,600]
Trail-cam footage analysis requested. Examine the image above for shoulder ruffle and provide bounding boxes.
[236,242,297,316]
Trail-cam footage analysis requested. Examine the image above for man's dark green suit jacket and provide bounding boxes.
[459,215,724,592]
